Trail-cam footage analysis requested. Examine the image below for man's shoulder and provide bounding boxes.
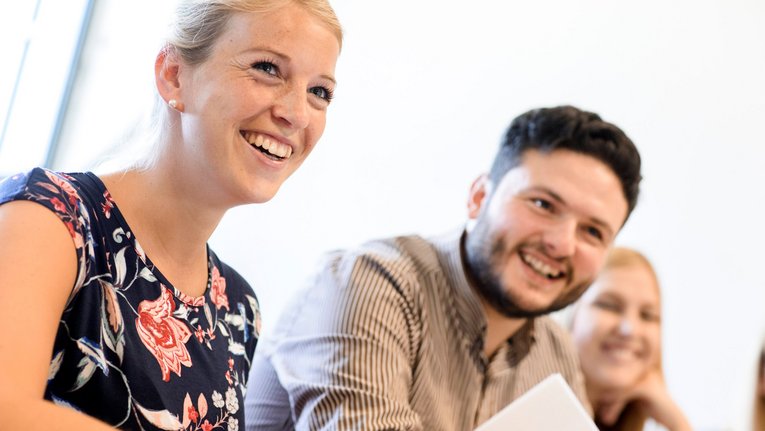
[314,234,448,304]
[358,234,435,258]
[336,234,443,277]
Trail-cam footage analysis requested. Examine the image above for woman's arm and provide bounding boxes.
[597,369,692,431]
[0,201,114,430]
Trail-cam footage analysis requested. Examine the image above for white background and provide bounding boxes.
[38,0,765,429]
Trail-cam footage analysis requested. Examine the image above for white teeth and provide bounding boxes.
[606,347,637,362]
[273,144,284,157]
[243,131,291,159]
[521,252,562,278]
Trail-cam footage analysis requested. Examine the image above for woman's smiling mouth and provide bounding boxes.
[241,131,293,160]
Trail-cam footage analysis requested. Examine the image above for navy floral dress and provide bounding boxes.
[0,168,261,431]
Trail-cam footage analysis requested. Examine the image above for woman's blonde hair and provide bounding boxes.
[134,0,342,170]
[169,0,342,66]
[601,247,659,290]
[589,247,662,431]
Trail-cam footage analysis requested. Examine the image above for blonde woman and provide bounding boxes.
[0,1,342,429]
[570,248,692,431]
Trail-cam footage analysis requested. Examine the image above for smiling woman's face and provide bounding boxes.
[171,3,341,207]
[570,262,662,392]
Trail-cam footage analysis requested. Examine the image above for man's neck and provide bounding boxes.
[459,231,530,358]
[479,297,528,358]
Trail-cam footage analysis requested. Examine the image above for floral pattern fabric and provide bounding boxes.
[0,168,261,430]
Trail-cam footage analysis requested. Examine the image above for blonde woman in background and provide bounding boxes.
[0,0,342,429]
[569,248,692,431]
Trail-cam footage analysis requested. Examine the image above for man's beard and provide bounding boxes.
[463,224,590,319]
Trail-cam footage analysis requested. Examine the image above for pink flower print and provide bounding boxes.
[63,221,78,241]
[200,420,213,431]
[182,393,208,429]
[209,266,229,311]
[45,171,81,206]
[228,357,234,370]
[195,325,205,343]
[101,190,116,218]
[135,286,192,382]
[61,220,84,250]
[50,197,67,213]
[187,405,199,424]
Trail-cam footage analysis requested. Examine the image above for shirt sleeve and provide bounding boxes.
[0,169,88,300]
[251,249,425,431]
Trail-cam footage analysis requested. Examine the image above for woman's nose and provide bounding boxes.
[618,316,634,336]
[273,85,310,131]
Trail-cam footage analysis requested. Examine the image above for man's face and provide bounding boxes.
[464,149,629,318]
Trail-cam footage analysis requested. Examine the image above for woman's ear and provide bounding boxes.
[155,45,183,109]
[467,174,491,220]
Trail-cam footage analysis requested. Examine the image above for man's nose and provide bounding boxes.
[543,219,577,258]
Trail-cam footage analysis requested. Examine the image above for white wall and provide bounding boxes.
[55,0,765,429]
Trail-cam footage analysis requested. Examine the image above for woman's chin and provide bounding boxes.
[589,369,642,395]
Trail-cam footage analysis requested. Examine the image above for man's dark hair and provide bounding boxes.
[488,105,642,218]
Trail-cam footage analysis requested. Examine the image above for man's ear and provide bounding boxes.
[155,45,183,107]
[467,174,491,220]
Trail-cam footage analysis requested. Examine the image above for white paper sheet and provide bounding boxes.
[474,373,598,431]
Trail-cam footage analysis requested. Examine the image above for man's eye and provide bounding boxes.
[252,61,278,76]
[532,198,552,210]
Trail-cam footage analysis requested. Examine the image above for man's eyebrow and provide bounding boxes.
[526,186,615,237]
[527,186,565,205]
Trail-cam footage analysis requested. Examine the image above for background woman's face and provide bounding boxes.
[571,263,662,392]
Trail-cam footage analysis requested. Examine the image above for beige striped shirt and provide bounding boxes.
[245,230,589,430]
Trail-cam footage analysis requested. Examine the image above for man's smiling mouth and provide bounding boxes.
[520,251,565,280]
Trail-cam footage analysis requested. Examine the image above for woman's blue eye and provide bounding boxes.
[641,310,660,322]
[309,86,334,102]
[586,226,603,240]
[252,61,278,76]
[595,301,620,312]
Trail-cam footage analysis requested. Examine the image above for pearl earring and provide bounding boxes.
[168,99,178,110]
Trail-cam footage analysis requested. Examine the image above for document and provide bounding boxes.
[474,373,597,431]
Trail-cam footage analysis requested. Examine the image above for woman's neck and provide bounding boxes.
[586,381,621,419]
[98,167,225,296]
